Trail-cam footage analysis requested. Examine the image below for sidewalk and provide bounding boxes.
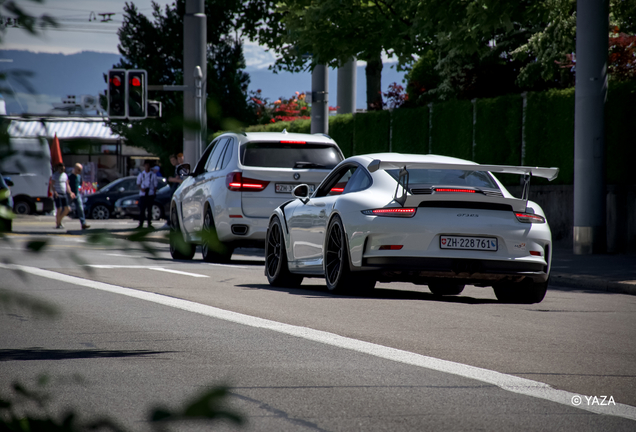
[7,215,636,296]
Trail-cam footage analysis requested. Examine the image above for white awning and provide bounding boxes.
[7,117,122,140]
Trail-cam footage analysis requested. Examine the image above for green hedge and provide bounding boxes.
[606,81,636,185]
[329,114,354,158]
[353,110,390,155]
[524,88,575,185]
[430,99,473,160]
[391,106,429,154]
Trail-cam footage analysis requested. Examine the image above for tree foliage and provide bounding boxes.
[109,0,269,163]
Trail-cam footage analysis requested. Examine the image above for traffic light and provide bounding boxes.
[107,69,126,118]
[147,100,162,118]
[127,70,147,119]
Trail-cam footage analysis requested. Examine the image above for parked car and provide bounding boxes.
[114,184,173,221]
[264,153,559,304]
[0,175,14,232]
[169,131,344,261]
[0,138,54,215]
[84,176,166,220]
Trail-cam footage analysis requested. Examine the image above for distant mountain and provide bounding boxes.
[0,50,406,115]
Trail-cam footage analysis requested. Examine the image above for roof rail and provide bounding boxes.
[313,133,332,139]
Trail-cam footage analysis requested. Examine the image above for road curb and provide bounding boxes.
[550,274,636,296]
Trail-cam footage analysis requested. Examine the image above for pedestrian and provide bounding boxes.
[152,165,163,179]
[69,163,90,230]
[136,160,158,229]
[50,163,75,229]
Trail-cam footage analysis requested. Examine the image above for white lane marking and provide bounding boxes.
[207,263,249,269]
[106,253,143,258]
[3,264,636,421]
[87,265,208,278]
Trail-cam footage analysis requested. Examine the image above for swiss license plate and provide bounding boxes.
[275,183,315,193]
[440,236,498,251]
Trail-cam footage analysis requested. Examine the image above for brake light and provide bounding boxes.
[435,188,476,193]
[361,208,417,217]
[515,212,545,224]
[226,172,270,192]
[280,140,306,144]
[330,187,344,194]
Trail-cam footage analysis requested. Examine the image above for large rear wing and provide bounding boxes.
[367,160,559,181]
[366,159,559,209]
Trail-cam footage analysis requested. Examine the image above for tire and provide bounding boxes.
[428,282,465,296]
[324,215,375,293]
[201,207,233,263]
[265,216,303,287]
[151,204,162,221]
[169,206,195,260]
[91,204,111,220]
[493,279,548,304]
[13,200,32,215]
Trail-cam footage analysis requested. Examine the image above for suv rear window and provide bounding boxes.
[240,142,342,169]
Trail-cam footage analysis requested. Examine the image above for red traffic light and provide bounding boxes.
[111,76,122,87]
[131,77,141,87]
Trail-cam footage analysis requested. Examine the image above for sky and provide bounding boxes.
[2,0,406,112]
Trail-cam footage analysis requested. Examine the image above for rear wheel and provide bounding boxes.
[493,279,548,304]
[169,206,195,260]
[325,216,375,294]
[201,208,233,263]
[91,204,110,220]
[265,216,303,287]
[428,282,465,296]
[14,199,32,215]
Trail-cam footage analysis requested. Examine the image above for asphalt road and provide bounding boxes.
[1,220,635,431]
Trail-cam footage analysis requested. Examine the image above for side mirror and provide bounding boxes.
[118,187,125,192]
[176,163,191,177]
[292,184,309,199]
[4,178,13,187]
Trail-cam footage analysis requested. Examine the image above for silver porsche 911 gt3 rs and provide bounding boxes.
[265,153,559,304]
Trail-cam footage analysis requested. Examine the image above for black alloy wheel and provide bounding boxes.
[428,282,466,296]
[169,206,195,260]
[201,208,232,263]
[91,204,110,220]
[324,216,375,293]
[493,279,549,304]
[265,216,303,287]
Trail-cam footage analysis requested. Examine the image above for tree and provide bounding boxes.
[108,0,267,164]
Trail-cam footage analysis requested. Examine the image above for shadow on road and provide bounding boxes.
[0,348,174,361]
[237,284,500,304]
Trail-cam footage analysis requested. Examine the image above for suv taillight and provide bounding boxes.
[226,172,270,192]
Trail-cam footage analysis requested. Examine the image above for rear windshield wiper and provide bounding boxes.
[294,161,326,168]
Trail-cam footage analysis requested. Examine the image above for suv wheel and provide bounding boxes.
[169,206,195,260]
[201,208,233,263]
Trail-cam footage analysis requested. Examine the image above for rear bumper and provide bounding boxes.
[362,256,549,285]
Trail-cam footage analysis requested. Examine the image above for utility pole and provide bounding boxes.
[311,64,329,134]
[337,57,356,114]
[573,0,608,254]
[183,0,206,167]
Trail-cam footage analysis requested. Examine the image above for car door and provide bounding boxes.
[181,141,218,232]
[182,139,229,233]
[287,164,359,270]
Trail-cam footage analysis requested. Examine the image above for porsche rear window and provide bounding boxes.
[387,168,499,189]
[240,142,342,169]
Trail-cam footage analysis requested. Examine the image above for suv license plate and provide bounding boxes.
[275,183,315,193]
[440,236,497,251]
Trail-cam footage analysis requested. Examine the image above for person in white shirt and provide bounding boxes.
[136,160,158,228]
[50,163,75,229]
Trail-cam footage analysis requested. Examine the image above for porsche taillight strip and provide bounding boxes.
[361,208,417,217]
[515,212,546,224]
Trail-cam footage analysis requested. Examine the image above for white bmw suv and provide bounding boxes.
[169,131,344,262]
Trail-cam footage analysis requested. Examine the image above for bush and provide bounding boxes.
[524,88,575,185]
[606,81,636,185]
[329,114,354,158]
[353,110,391,155]
[391,107,429,154]
[430,99,473,160]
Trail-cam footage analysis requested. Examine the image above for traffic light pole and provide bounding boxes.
[311,64,328,134]
[183,0,207,168]
[573,0,609,254]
